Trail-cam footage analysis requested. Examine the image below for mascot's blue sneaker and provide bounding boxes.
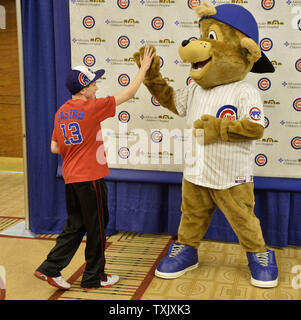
[246,249,278,288]
[155,242,198,279]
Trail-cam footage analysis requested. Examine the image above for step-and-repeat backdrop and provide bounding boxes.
[69,0,301,178]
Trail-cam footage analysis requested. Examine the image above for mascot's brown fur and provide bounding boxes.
[134,2,278,287]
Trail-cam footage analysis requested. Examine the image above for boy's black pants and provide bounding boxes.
[37,178,109,288]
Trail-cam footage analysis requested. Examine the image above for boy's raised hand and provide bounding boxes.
[133,45,161,79]
[139,46,156,71]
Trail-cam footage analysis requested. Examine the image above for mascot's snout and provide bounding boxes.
[178,39,212,74]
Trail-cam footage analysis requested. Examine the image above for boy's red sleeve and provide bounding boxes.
[94,96,116,122]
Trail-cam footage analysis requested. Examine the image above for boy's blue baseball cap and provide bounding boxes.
[66,65,105,95]
[199,4,274,73]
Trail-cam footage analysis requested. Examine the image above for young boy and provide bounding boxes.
[34,47,155,290]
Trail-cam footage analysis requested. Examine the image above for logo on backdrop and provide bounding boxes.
[249,107,262,121]
[118,111,130,123]
[260,38,273,51]
[159,56,164,68]
[293,98,301,111]
[118,147,130,159]
[255,154,268,166]
[83,54,96,67]
[295,59,301,72]
[151,97,161,107]
[118,35,130,48]
[83,16,95,29]
[258,78,271,91]
[186,77,194,86]
[151,130,163,143]
[264,116,270,128]
[151,17,164,30]
[216,105,238,120]
[261,0,275,10]
[291,137,301,149]
[118,74,130,86]
[117,0,130,9]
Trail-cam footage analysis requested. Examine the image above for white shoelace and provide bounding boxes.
[256,252,269,267]
[169,244,185,258]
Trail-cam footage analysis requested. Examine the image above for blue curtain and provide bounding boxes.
[22,0,301,247]
[22,0,70,233]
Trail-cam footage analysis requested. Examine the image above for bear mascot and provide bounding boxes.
[134,2,278,288]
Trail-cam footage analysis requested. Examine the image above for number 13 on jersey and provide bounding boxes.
[60,122,83,145]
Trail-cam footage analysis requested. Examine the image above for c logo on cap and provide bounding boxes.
[78,73,90,86]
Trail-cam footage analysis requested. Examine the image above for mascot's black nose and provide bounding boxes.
[181,40,190,47]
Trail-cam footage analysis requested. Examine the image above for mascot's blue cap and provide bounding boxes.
[199,4,274,73]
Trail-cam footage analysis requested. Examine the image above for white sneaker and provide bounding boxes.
[48,275,71,290]
[100,274,119,287]
[34,270,71,290]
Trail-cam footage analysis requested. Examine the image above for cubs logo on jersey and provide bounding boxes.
[249,107,262,121]
[216,105,237,120]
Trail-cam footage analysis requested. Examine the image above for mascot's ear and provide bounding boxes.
[241,37,262,63]
[195,1,217,18]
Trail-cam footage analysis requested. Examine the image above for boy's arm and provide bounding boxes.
[114,67,147,106]
[133,46,178,115]
[51,140,60,154]
[114,46,155,106]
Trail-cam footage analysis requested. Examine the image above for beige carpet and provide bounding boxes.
[1,171,301,300]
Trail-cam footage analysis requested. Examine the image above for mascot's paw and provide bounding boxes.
[133,45,161,80]
[155,242,198,279]
[193,114,222,145]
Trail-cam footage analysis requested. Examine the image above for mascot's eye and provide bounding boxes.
[208,30,217,40]
[199,31,203,39]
